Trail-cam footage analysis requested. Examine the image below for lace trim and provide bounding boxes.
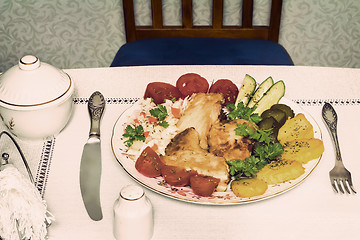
[73,97,139,105]
[35,138,55,198]
[74,97,360,106]
[293,99,360,106]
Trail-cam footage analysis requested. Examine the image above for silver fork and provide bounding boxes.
[322,102,356,194]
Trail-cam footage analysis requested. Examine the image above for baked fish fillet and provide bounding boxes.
[176,93,223,149]
[163,127,229,192]
[208,119,254,161]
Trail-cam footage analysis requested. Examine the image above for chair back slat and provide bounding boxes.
[151,0,163,28]
[242,0,253,28]
[122,0,283,42]
[268,0,282,42]
[182,0,193,28]
[212,0,224,29]
[123,0,137,42]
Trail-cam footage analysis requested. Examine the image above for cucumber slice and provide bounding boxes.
[247,76,274,108]
[253,80,285,115]
[235,74,257,106]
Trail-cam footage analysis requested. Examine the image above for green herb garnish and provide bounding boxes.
[227,143,284,178]
[228,155,268,178]
[122,125,146,147]
[226,102,284,178]
[150,105,168,121]
[234,123,273,144]
[157,121,169,128]
[254,142,284,160]
[226,102,262,124]
[150,105,169,128]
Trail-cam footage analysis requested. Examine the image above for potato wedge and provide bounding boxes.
[277,113,314,145]
[257,160,305,185]
[280,138,324,164]
[231,178,268,198]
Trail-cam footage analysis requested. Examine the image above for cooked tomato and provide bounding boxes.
[171,107,181,118]
[189,174,220,197]
[209,79,239,106]
[147,116,157,124]
[135,146,165,178]
[161,165,194,187]
[144,82,182,105]
[176,73,209,97]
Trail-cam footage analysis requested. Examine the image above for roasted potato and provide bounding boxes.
[277,113,314,144]
[231,178,268,198]
[257,160,305,185]
[280,138,324,164]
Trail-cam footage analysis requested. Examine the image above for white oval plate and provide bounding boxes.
[111,98,322,205]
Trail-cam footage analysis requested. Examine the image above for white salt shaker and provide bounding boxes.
[113,185,154,240]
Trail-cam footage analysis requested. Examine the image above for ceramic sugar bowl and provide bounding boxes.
[0,55,74,140]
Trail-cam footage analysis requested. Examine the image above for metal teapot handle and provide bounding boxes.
[0,131,35,184]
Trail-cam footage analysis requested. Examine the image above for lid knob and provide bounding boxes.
[19,55,40,71]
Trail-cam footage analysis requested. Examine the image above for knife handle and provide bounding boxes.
[88,91,105,137]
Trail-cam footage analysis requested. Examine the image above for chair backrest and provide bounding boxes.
[123,0,283,43]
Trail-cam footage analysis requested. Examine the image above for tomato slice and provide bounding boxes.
[161,165,194,187]
[176,73,209,97]
[209,79,239,106]
[189,174,220,197]
[171,107,181,118]
[135,146,165,178]
[144,82,182,105]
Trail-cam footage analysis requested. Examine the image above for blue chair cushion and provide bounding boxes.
[111,37,293,66]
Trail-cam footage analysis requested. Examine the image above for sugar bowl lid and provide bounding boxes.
[0,55,72,107]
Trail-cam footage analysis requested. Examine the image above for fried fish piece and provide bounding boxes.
[208,119,254,161]
[176,93,223,149]
[163,127,229,192]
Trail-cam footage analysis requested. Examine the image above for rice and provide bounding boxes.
[0,164,54,240]
[122,97,189,159]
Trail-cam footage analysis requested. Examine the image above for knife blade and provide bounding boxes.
[80,91,105,221]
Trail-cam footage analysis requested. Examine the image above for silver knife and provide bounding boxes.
[80,91,105,221]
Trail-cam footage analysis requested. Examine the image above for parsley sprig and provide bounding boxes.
[228,155,267,178]
[122,125,146,147]
[150,105,167,121]
[226,102,284,178]
[226,102,262,124]
[227,142,284,178]
[228,102,272,144]
[150,105,169,128]
[235,123,273,144]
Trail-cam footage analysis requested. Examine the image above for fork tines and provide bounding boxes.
[331,176,356,194]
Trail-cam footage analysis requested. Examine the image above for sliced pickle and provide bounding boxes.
[258,117,280,143]
[271,104,295,119]
[258,116,279,130]
[261,109,286,126]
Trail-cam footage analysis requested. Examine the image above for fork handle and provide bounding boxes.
[322,103,343,163]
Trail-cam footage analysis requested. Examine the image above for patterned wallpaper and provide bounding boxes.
[1,0,360,73]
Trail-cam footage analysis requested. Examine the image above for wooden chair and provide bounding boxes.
[111,0,293,66]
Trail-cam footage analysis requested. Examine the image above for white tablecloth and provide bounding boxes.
[11,66,360,240]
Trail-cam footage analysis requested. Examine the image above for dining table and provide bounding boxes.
[1,65,360,240]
